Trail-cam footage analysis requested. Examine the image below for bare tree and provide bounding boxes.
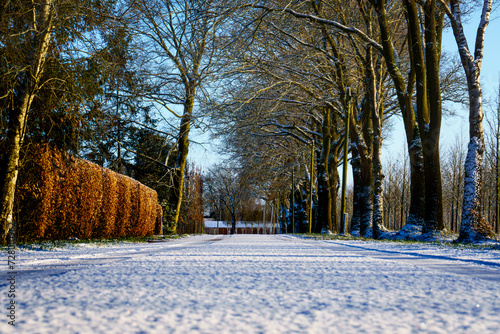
[204,164,253,234]
[129,0,226,231]
[483,83,500,234]
[442,134,466,233]
[384,152,410,233]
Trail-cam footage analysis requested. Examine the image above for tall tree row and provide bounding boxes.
[208,0,351,234]
[1,0,497,242]
[206,0,496,241]
[207,1,397,236]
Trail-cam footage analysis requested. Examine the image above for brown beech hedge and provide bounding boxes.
[14,143,162,241]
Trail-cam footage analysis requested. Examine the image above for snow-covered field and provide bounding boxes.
[2,234,500,333]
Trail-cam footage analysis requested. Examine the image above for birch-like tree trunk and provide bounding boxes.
[440,0,494,241]
[0,0,54,243]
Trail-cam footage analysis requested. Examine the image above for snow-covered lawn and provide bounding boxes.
[2,234,500,333]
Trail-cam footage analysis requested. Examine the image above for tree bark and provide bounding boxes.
[328,113,342,234]
[349,98,374,237]
[295,179,308,233]
[350,144,361,234]
[371,102,384,239]
[421,0,445,233]
[317,107,333,234]
[231,204,237,234]
[358,155,373,237]
[170,92,194,233]
[401,0,445,235]
[497,87,500,234]
[365,43,384,239]
[329,158,339,233]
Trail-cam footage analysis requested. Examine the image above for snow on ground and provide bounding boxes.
[1,234,500,334]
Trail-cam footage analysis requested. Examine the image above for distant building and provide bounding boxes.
[204,219,276,234]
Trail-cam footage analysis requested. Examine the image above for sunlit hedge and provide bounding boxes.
[15,143,162,241]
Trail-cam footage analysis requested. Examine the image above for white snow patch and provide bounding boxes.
[2,235,500,333]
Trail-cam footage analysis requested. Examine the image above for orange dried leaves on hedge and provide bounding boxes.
[16,144,161,241]
[99,169,118,238]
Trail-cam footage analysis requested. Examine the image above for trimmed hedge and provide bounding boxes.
[15,143,162,241]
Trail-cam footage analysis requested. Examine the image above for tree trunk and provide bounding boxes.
[308,142,315,233]
[400,156,408,230]
[421,139,444,234]
[347,83,374,237]
[317,107,332,234]
[358,153,373,237]
[349,124,373,237]
[328,155,340,234]
[295,181,308,233]
[402,0,445,235]
[372,0,426,236]
[366,44,384,239]
[170,88,194,233]
[442,0,494,241]
[451,173,456,232]
[0,1,54,244]
[0,97,30,244]
[421,1,444,234]
[459,85,492,241]
[350,101,374,237]
[454,179,461,232]
[372,108,384,239]
[231,204,236,234]
[291,168,295,234]
[350,145,361,234]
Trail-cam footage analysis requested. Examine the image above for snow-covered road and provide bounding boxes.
[2,235,500,333]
